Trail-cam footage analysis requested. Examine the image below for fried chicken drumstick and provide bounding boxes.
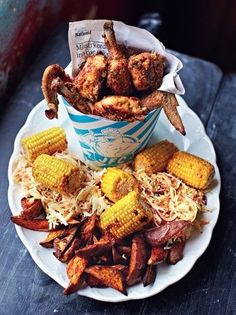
[103,21,133,95]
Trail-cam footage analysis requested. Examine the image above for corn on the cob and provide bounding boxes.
[22,127,67,162]
[33,154,82,194]
[134,140,178,174]
[167,151,215,189]
[100,191,153,239]
[101,168,138,202]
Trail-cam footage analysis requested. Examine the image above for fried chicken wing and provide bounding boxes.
[93,90,183,125]
[103,21,133,96]
[42,64,72,119]
[73,53,107,102]
[51,78,93,114]
[93,96,145,121]
[128,52,165,91]
[141,91,186,135]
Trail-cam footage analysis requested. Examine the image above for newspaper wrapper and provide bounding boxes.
[61,20,185,167]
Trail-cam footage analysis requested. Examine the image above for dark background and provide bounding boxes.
[1,0,236,105]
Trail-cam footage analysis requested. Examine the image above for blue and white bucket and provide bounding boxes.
[62,97,161,168]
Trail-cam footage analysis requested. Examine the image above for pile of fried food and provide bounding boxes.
[42,20,185,135]
[11,127,215,295]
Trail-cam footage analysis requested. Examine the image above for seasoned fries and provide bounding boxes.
[126,234,147,286]
[85,266,127,295]
[64,256,88,295]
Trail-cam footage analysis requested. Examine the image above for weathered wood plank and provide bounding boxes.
[171,50,223,123]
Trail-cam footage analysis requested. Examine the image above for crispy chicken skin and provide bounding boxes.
[103,21,133,96]
[42,64,72,119]
[73,53,107,102]
[141,91,186,135]
[93,96,145,121]
[128,52,165,91]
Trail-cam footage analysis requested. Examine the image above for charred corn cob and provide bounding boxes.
[100,191,153,239]
[101,168,138,202]
[22,127,67,162]
[167,151,215,189]
[134,140,178,174]
[33,154,82,194]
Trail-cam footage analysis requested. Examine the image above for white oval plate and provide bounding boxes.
[8,96,220,302]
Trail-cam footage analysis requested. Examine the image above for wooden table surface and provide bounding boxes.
[0,24,236,315]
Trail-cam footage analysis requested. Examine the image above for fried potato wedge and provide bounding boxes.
[76,239,114,258]
[117,246,131,259]
[95,253,112,265]
[143,265,156,287]
[21,197,43,219]
[53,226,78,259]
[59,238,81,263]
[40,229,65,248]
[144,221,189,247]
[112,264,128,278]
[112,246,128,265]
[67,218,82,225]
[86,274,107,288]
[148,246,168,265]
[85,265,127,295]
[126,234,147,286]
[11,216,54,231]
[167,241,185,265]
[64,255,88,295]
[80,214,97,244]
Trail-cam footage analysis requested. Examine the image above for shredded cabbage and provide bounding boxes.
[134,171,206,225]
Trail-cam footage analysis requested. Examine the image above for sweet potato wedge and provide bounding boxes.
[112,246,128,265]
[147,246,168,265]
[80,214,97,244]
[11,216,54,231]
[86,274,107,288]
[53,226,78,259]
[64,255,88,295]
[112,264,128,277]
[126,234,147,286]
[76,239,114,258]
[67,218,82,225]
[167,241,185,265]
[117,246,131,259]
[21,197,43,219]
[40,229,65,248]
[143,265,156,287]
[95,253,112,265]
[144,221,189,247]
[59,238,81,263]
[85,265,127,295]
